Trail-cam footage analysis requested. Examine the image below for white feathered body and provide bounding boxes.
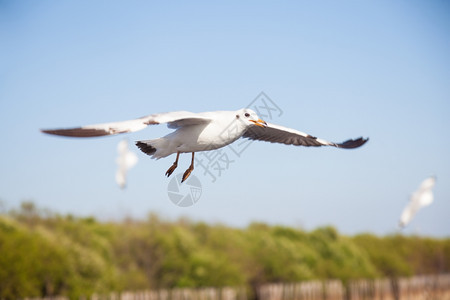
[142,111,248,159]
[399,176,436,228]
[115,140,138,188]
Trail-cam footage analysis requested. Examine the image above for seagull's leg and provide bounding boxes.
[165,151,180,177]
[181,152,195,183]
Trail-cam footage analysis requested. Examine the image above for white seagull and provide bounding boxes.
[399,176,436,228]
[41,108,368,182]
[115,139,138,189]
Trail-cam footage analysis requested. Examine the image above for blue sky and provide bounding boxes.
[1,1,449,236]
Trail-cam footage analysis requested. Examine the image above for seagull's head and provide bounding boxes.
[236,108,267,128]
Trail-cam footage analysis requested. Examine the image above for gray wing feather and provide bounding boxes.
[41,111,212,138]
[243,122,368,149]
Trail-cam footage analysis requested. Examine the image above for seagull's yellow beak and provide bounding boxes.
[250,119,268,128]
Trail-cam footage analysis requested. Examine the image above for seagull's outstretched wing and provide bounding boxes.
[243,122,368,149]
[116,139,138,189]
[40,111,212,137]
[399,176,436,228]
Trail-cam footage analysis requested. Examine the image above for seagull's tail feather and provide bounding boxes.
[136,141,156,156]
[136,138,170,159]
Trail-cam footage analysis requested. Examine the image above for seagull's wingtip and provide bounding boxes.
[41,128,61,136]
[398,221,406,229]
[337,137,369,149]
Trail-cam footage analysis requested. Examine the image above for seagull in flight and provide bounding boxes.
[115,139,138,189]
[41,108,368,182]
[399,176,436,228]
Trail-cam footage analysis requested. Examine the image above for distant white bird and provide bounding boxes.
[399,176,436,228]
[115,139,138,189]
[41,108,368,182]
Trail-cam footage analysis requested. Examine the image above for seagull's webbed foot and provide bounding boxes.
[181,165,194,183]
[165,163,178,177]
[165,152,180,178]
[181,152,195,183]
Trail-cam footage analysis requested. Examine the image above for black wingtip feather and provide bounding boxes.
[337,137,369,149]
[40,128,110,137]
[136,141,157,156]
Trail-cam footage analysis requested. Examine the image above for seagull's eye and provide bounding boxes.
[244,113,250,118]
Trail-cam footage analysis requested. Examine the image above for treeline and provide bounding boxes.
[0,202,449,299]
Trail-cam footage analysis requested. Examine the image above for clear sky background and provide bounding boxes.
[1,1,449,236]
